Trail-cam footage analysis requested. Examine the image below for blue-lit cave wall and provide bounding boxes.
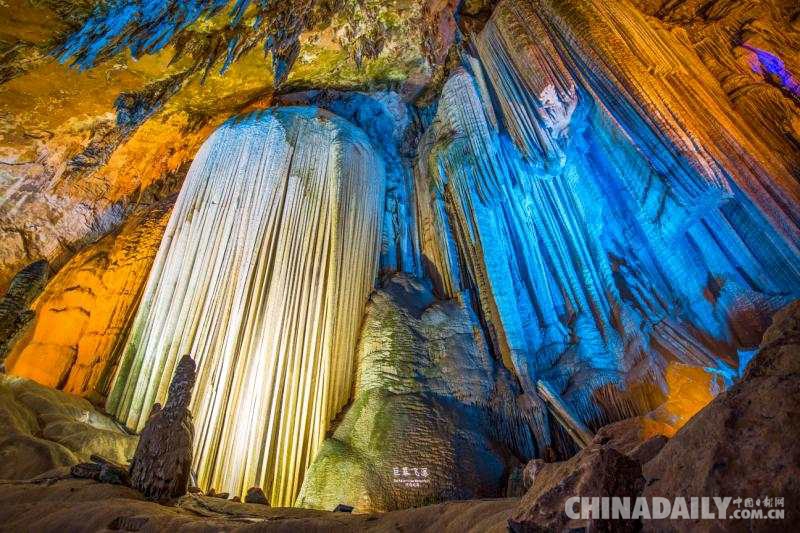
[409,1,800,456]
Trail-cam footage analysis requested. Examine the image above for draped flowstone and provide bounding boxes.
[414,0,800,453]
[107,107,385,505]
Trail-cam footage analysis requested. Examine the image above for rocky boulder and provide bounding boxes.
[296,273,535,513]
[642,301,800,531]
[509,444,644,532]
[592,416,673,465]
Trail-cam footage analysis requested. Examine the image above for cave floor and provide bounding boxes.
[0,474,516,532]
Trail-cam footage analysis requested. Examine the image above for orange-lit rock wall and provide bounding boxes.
[530,0,800,244]
[630,0,800,178]
[7,200,173,399]
[656,362,724,429]
[0,0,281,292]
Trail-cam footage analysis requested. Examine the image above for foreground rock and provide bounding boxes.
[0,374,137,480]
[642,301,800,531]
[510,444,644,532]
[245,487,269,505]
[510,301,800,531]
[591,416,673,466]
[71,454,130,485]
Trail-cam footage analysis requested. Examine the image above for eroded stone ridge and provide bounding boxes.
[0,260,49,371]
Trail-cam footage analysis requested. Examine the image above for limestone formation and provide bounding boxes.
[244,487,269,506]
[0,260,49,371]
[129,354,196,503]
[0,0,799,526]
[0,373,137,480]
[509,444,645,532]
[108,108,385,506]
[7,200,172,397]
[642,301,800,531]
[297,273,535,512]
[414,0,800,457]
[507,300,800,531]
[0,0,457,295]
[630,0,800,182]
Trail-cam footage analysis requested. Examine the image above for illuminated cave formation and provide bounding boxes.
[108,108,384,505]
[0,0,799,529]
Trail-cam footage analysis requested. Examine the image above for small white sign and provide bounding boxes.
[392,466,431,488]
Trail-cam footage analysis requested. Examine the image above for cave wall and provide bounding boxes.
[6,199,173,399]
[0,0,460,293]
[629,0,800,179]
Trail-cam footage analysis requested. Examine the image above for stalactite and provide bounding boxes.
[107,107,385,505]
[273,90,422,276]
[529,0,800,248]
[415,0,800,452]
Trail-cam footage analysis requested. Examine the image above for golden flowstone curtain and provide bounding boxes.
[107,107,385,505]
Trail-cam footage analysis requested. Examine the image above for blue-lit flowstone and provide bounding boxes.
[412,0,800,455]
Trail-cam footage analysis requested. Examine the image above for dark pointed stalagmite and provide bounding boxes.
[129,355,196,502]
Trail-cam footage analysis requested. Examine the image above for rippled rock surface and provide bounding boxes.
[7,200,172,397]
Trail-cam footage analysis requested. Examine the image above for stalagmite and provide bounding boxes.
[107,107,385,505]
[297,273,536,512]
[535,380,593,448]
[129,354,195,502]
